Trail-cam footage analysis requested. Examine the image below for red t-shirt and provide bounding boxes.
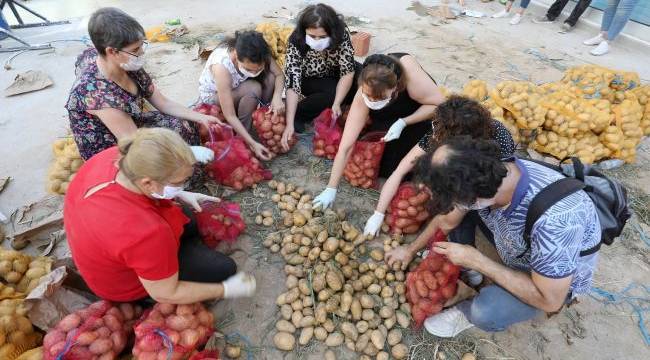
[64,147,189,301]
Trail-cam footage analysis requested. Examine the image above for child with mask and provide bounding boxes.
[312,53,446,210]
[198,30,286,160]
[280,3,361,151]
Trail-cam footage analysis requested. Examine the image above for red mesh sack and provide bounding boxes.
[252,106,296,157]
[343,131,386,189]
[385,182,431,234]
[133,303,214,360]
[406,231,461,328]
[43,300,143,360]
[190,350,221,360]
[205,125,272,191]
[194,103,225,144]
[313,108,343,159]
[336,105,371,130]
[196,201,246,247]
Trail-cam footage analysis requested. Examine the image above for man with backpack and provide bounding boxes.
[410,136,628,336]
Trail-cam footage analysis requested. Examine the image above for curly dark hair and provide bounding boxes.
[414,136,507,215]
[289,3,347,55]
[221,30,271,65]
[430,95,494,146]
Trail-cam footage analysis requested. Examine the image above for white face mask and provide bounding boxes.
[306,35,331,51]
[120,53,146,71]
[238,64,263,78]
[151,185,184,200]
[362,93,391,110]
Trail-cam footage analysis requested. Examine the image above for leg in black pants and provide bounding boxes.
[448,211,494,246]
[294,77,338,132]
[178,208,237,283]
[546,0,592,26]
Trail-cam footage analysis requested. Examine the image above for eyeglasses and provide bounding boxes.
[119,41,149,58]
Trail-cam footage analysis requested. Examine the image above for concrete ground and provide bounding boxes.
[1,1,649,359]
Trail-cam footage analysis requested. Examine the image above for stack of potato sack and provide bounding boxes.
[47,137,83,195]
[0,299,42,360]
[255,22,294,68]
[262,180,412,359]
[492,81,547,132]
[631,85,650,136]
[0,249,53,294]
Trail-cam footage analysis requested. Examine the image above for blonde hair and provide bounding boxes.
[118,128,196,182]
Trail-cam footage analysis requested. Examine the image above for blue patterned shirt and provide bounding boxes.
[479,159,601,296]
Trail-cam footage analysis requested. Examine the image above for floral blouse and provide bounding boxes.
[65,48,155,160]
[283,31,356,96]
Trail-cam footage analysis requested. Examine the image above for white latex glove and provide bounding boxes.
[190,146,215,164]
[222,272,257,299]
[382,119,407,142]
[175,191,220,212]
[364,211,385,236]
[312,187,337,210]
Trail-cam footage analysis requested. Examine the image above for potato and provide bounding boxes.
[394,283,406,295]
[326,271,343,291]
[287,254,305,265]
[314,327,328,341]
[367,284,381,295]
[325,332,344,347]
[263,217,274,226]
[312,273,326,292]
[274,332,295,351]
[284,288,301,304]
[280,305,293,321]
[370,329,386,349]
[387,329,402,346]
[370,249,384,261]
[351,299,362,321]
[379,306,394,319]
[291,311,303,328]
[334,252,349,265]
[340,291,353,313]
[298,279,310,296]
[299,316,315,328]
[270,244,281,253]
[377,351,390,360]
[360,295,374,309]
[374,267,386,280]
[285,275,298,289]
[341,321,358,341]
[291,299,303,311]
[381,286,394,298]
[360,275,374,288]
[0,261,12,276]
[392,343,408,359]
[323,319,336,333]
[299,326,314,345]
[5,271,22,284]
[318,289,333,302]
[462,354,477,360]
[361,309,374,321]
[364,342,379,356]
[272,194,281,202]
[255,215,264,225]
[319,251,332,261]
[325,296,340,313]
[323,238,339,253]
[384,315,397,330]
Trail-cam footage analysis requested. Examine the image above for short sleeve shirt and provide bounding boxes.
[65,48,156,160]
[478,159,601,296]
[418,119,516,157]
[283,31,356,96]
[197,47,256,103]
[63,147,188,301]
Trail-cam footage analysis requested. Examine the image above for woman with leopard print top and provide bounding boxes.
[280,3,361,151]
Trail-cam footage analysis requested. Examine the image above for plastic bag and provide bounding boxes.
[343,131,386,189]
[313,108,343,160]
[196,201,246,247]
[384,182,430,235]
[205,125,272,191]
[43,300,141,360]
[0,299,42,360]
[406,231,460,328]
[195,103,225,144]
[252,106,295,156]
[132,303,214,360]
[189,350,221,360]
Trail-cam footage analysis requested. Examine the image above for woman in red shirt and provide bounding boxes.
[64,128,255,304]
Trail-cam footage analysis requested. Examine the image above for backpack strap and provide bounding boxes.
[519,178,586,258]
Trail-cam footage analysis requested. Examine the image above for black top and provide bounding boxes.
[417,119,516,157]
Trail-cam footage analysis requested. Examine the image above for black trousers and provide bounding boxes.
[178,207,237,283]
[547,0,592,26]
[448,210,494,246]
[294,63,362,131]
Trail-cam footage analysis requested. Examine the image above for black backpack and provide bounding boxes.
[521,157,631,258]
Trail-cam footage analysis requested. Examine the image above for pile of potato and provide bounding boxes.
[47,137,83,195]
[255,22,294,69]
[0,249,53,295]
[261,180,411,359]
[631,85,650,135]
[462,80,489,102]
[252,106,296,157]
[492,81,547,130]
[0,299,42,360]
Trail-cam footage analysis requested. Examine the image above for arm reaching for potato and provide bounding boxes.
[140,271,256,304]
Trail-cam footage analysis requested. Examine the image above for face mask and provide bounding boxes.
[238,64,263,78]
[120,53,146,71]
[362,93,391,110]
[151,185,184,200]
[306,35,331,51]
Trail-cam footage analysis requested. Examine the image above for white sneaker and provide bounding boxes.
[464,269,484,287]
[583,33,604,46]
[509,13,522,25]
[424,307,474,338]
[590,41,609,56]
[492,9,510,18]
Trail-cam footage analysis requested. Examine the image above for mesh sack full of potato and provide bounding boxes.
[256,22,294,69]
[47,137,83,195]
[540,90,612,137]
[0,249,53,295]
[0,299,42,360]
[491,81,547,130]
[631,85,650,136]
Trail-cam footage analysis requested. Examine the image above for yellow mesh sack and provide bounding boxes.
[491,81,546,130]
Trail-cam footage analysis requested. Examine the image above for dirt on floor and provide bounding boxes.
[2,1,649,359]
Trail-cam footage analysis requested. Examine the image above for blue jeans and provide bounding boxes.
[457,285,542,331]
[601,0,640,40]
[511,0,532,9]
[0,12,9,40]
